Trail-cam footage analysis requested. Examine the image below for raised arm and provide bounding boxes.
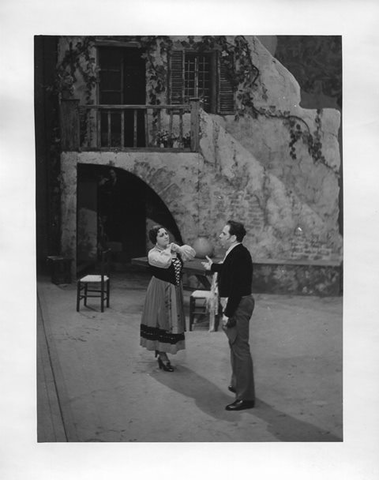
[148,247,172,269]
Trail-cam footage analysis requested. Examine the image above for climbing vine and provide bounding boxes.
[287,110,326,165]
[253,104,328,168]
[51,36,98,103]
[53,35,331,167]
[172,36,329,167]
[175,35,260,116]
[139,35,173,105]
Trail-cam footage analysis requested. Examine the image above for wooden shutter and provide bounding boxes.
[169,50,184,105]
[217,52,235,114]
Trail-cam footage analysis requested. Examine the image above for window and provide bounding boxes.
[184,53,212,111]
[169,50,234,114]
[97,46,146,147]
[98,47,146,105]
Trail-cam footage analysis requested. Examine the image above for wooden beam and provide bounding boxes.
[60,99,80,151]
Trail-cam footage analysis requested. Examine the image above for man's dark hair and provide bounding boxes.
[227,220,247,242]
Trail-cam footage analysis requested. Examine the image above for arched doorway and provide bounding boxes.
[77,164,182,270]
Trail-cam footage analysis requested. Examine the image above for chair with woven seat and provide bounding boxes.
[76,248,111,312]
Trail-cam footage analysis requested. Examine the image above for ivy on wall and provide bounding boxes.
[53,35,337,168]
[139,36,173,105]
[52,37,98,103]
[173,36,333,169]
[287,110,326,165]
[273,36,342,170]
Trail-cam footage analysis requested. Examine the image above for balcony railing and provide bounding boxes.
[60,98,200,153]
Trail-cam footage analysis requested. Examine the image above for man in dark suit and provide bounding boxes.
[203,220,255,411]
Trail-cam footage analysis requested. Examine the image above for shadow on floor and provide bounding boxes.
[150,365,237,422]
[151,366,342,442]
[253,400,342,442]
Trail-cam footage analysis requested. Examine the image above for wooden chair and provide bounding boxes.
[76,248,111,312]
[189,290,213,330]
[189,273,220,332]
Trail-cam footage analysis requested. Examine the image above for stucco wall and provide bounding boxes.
[197,111,342,261]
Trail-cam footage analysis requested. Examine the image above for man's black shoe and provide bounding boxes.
[228,385,236,393]
[225,399,255,411]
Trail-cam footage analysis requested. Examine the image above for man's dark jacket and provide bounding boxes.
[210,243,253,318]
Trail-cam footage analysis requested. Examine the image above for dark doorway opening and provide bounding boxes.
[98,47,146,148]
[77,165,182,271]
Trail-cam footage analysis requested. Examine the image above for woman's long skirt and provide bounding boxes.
[140,276,186,354]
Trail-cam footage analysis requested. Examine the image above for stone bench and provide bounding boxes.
[252,259,342,296]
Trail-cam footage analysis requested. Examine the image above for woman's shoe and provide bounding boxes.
[157,357,174,372]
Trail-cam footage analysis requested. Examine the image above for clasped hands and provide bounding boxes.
[170,243,181,253]
[170,243,196,261]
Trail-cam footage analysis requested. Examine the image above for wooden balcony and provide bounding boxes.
[60,98,200,153]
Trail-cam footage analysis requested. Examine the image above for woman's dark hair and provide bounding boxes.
[149,225,166,244]
[227,220,246,242]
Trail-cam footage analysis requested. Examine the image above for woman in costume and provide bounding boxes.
[140,226,195,371]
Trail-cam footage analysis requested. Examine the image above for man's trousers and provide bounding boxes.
[223,295,255,401]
